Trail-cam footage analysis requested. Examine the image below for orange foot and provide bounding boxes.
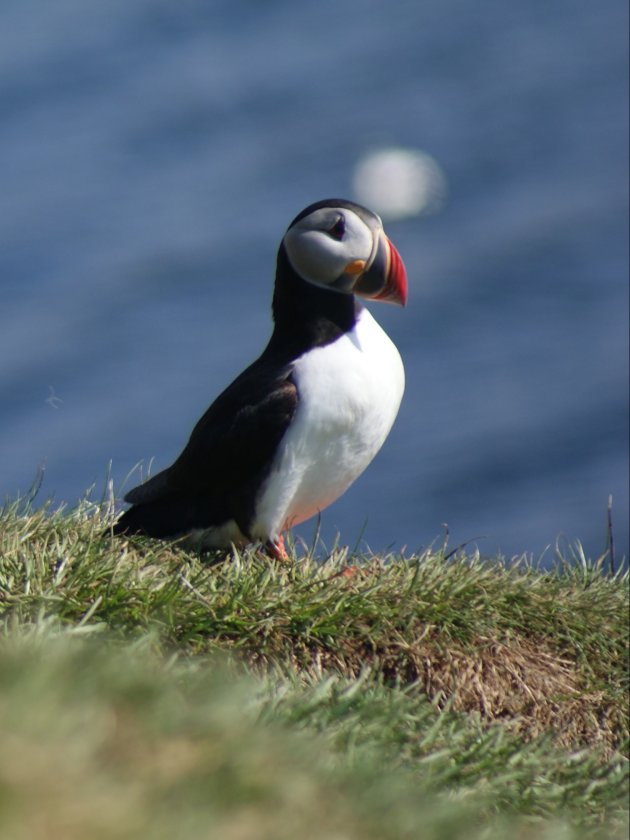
[266,534,290,562]
[328,565,360,581]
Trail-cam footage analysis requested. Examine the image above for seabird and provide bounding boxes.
[112,199,407,558]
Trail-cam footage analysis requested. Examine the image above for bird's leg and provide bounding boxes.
[266,534,290,562]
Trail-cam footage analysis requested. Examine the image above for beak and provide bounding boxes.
[347,230,408,306]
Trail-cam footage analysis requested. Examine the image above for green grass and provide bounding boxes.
[0,496,628,839]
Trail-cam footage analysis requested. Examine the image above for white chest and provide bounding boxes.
[252,308,404,539]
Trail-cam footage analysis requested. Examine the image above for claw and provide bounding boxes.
[266,534,290,562]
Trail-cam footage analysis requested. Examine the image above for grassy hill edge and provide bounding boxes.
[0,498,628,839]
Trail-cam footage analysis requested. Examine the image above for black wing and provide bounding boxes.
[113,357,298,539]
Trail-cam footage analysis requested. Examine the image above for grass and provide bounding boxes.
[0,495,628,839]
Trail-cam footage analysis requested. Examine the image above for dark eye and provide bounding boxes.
[328,216,345,240]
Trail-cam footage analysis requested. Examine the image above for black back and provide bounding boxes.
[112,226,362,542]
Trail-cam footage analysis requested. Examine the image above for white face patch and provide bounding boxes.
[283,207,375,288]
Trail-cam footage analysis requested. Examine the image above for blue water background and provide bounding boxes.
[1,0,628,561]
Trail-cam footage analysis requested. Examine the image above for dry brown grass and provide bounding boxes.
[249,631,624,757]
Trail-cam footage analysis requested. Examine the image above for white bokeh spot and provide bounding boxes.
[353,147,448,221]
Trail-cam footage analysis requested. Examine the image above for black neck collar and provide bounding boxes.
[268,245,359,356]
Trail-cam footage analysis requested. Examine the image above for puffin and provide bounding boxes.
[112,198,407,558]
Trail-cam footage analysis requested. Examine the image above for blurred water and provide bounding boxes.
[1,0,628,561]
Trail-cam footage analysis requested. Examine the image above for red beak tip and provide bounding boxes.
[388,239,408,307]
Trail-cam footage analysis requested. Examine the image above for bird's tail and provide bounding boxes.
[109,498,198,539]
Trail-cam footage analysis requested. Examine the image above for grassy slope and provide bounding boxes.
[0,498,628,839]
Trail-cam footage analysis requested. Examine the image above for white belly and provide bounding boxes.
[251,307,404,540]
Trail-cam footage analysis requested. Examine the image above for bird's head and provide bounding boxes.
[281,199,407,306]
